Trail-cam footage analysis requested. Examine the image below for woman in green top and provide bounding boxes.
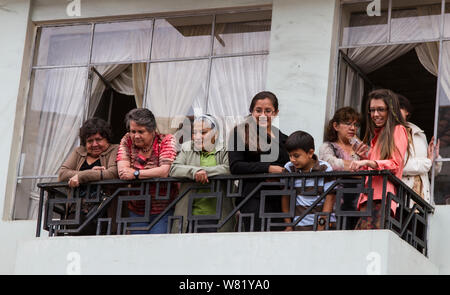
[169,114,235,233]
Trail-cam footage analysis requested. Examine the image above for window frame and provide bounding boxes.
[335,0,450,206]
[13,7,272,219]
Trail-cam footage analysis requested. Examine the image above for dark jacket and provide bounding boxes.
[228,123,289,200]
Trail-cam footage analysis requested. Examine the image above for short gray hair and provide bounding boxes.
[125,108,157,132]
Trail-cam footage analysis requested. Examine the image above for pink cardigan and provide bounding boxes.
[358,125,409,211]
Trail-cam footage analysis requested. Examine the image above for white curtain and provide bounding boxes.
[146,60,209,134]
[207,55,268,139]
[25,68,88,219]
[341,4,442,111]
[88,63,145,117]
[145,20,213,134]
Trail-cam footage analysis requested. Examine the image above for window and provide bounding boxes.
[15,9,272,220]
[336,0,449,205]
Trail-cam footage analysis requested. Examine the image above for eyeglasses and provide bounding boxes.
[341,121,360,128]
[86,137,105,144]
[253,108,276,115]
[369,107,388,114]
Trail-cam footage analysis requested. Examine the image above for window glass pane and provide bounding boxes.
[433,161,450,204]
[207,55,267,120]
[341,0,389,46]
[151,16,212,60]
[17,67,87,220]
[214,10,271,55]
[438,42,450,158]
[35,25,91,66]
[91,20,153,63]
[391,1,441,42]
[146,60,209,134]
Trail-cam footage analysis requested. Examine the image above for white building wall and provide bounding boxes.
[0,0,32,220]
[13,230,438,275]
[267,0,337,142]
[427,206,450,274]
[0,0,447,277]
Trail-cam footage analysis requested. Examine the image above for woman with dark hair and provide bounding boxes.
[319,107,362,170]
[117,108,177,234]
[349,89,411,229]
[58,117,119,235]
[59,117,118,187]
[228,91,290,231]
[319,107,362,229]
[398,94,441,203]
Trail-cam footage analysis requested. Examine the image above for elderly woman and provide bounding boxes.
[117,108,177,234]
[169,114,235,233]
[58,117,119,235]
[59,117,118,187]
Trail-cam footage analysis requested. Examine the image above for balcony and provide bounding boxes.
[36,170,433,256]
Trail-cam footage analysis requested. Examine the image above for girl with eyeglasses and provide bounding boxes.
[228,91,290,232]
[349,89,411,230]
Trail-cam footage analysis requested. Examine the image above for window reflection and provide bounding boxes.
[341,0,389,46]
[151,16,212,59]
[214,10,271,55]
[91,20,153,63]
[36,25,91,66]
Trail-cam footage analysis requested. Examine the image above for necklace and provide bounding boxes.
[142,146,151,153]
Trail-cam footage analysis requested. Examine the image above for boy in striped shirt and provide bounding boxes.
[282,131,336,231]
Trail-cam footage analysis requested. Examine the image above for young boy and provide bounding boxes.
[282,130,336,231]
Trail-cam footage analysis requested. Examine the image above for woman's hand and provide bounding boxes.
[349,160,378,171]
[428,136,440,161]
[118,167,136,180]
[268,165,284,173]
[92,166,106,171]
[68,174,80,188]
[353,142,369,159]
[194,170,209,184]
[349,160,368,171]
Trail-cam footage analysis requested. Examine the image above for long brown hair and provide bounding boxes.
[237,91,279,152]
[363,89,410,160]
[325,107,361,142]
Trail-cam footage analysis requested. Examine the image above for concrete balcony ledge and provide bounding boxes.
[12,229,438,275]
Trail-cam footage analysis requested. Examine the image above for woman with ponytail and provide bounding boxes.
[350,89,411,229]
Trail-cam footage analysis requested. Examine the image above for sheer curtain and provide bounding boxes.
[146,60,209,134]
[88,20,152,116]
[207,55,268,139]
[145,19,212,134]
[88,63,145,117]
[341,4,442,111]
[25,68,88,219]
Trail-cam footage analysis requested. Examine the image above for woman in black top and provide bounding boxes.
[228,91,290,231]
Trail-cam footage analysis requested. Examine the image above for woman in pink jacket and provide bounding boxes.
[350,89,411,229]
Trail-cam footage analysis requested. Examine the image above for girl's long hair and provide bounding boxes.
[239,91,279,152]
[363,89,410,161]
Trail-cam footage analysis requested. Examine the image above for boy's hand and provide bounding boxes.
[284,226,293,231]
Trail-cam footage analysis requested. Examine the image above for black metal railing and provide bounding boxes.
[36,170,434,255]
